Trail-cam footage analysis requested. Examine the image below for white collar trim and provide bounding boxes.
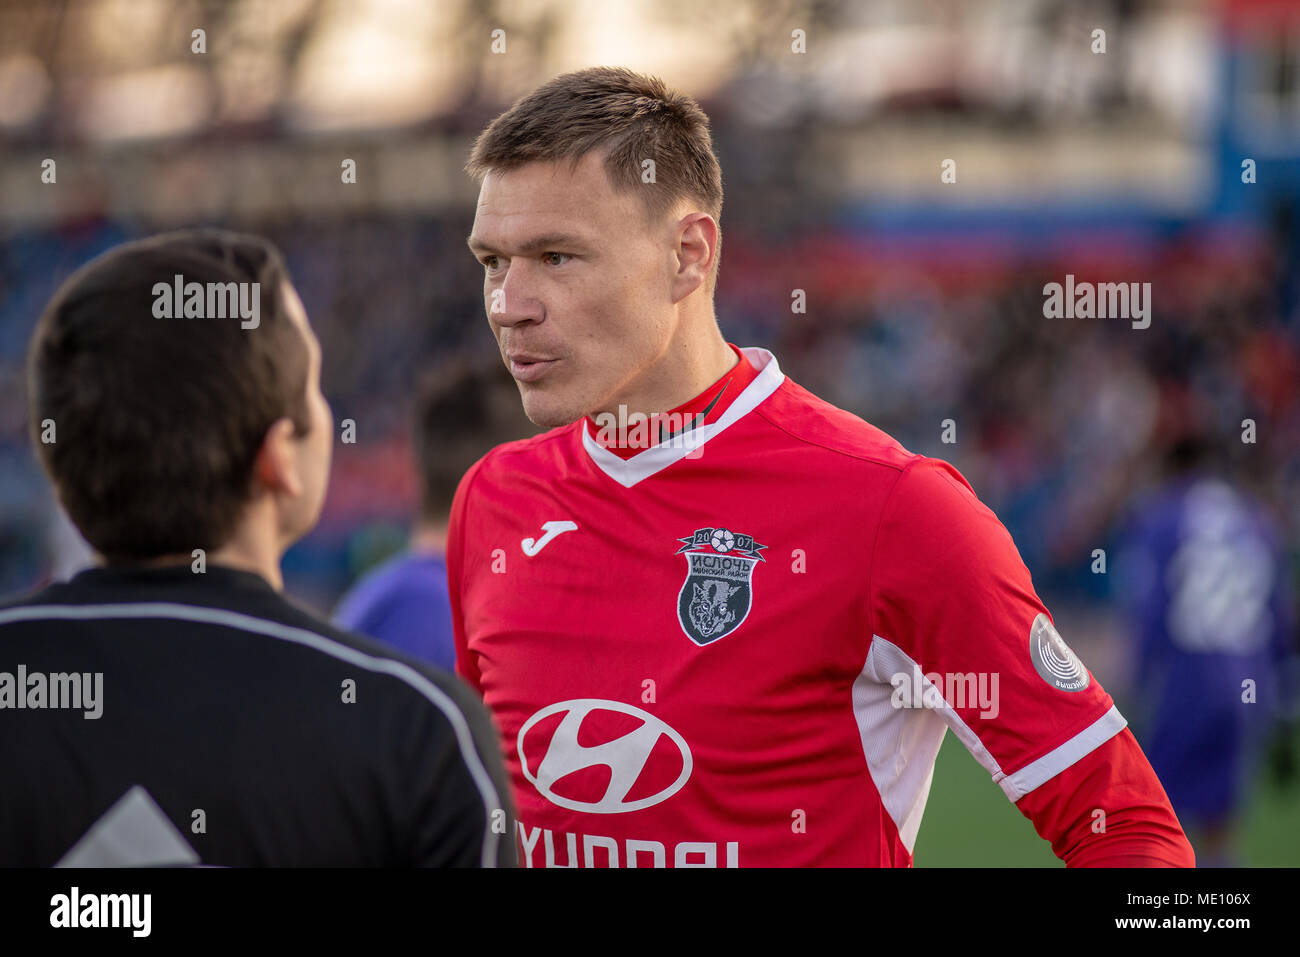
[580,347,785,488]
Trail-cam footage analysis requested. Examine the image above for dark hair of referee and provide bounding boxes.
[29,229,325,580]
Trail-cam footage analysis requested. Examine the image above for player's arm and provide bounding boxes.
[868,457,1194,867]
[446,454,490,695]
[1014,728,1194,866]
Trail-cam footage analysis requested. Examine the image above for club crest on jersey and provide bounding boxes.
[674,527,767,645]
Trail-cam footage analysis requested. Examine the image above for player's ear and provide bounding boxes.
[672,212,717,303]
[252,417,303,497]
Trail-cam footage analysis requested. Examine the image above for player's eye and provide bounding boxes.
[542,252,570,267]
[481,255,500,271]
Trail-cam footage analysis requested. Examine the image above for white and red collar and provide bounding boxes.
[580,347,785,488]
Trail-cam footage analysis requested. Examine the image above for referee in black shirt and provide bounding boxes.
[0,230,515,867]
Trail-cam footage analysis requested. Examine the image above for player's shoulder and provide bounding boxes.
[756,375,919,476]
[455,421,575,490]
[759,374,991,517]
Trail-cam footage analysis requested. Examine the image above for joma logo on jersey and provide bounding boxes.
[675,527,767,645]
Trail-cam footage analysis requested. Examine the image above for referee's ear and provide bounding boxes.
[253,417,305,499]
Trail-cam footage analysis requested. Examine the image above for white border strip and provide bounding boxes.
[998,705,1128,801]
[0,602,503,867]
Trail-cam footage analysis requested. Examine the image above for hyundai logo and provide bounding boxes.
[517,699,693,814]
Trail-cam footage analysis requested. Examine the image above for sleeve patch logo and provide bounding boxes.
[674,527,766,646]
[1029,613,1090,692]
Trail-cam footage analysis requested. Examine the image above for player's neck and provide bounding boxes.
[411,520,448,554]
[203,528,284,590]
[199,499,288,589]
[595,330,738,421]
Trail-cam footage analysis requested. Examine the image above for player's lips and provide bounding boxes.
[507,354,560,382]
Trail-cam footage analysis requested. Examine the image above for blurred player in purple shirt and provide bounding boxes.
[335,357,536,669]
[1117,433,1297,866]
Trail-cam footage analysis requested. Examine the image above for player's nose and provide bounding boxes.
[489,261,545,327]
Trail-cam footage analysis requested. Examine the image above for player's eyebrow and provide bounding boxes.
[466,232,591,256]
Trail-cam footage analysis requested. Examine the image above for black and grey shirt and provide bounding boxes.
[0,563,515,867]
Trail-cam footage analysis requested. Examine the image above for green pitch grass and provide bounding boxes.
[913,727,1300,867]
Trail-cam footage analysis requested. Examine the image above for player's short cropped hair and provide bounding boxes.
[464,65,725,293]
[27,228,311,562]
[413,357,534,522]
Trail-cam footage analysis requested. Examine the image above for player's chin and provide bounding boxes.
[520,388,583,429]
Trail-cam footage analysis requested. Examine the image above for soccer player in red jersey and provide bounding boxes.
[453,66,1195,867]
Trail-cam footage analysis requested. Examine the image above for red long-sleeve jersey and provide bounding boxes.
[448,344,1194,867]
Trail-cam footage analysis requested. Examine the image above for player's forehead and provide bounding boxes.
[468,153,637,252]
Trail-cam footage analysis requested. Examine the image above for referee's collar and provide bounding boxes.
[71,562,278,594]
